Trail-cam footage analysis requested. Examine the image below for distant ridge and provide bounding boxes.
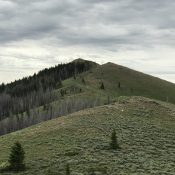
[1,58,175,136]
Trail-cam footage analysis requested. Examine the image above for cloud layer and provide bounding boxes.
[0,0,175,83]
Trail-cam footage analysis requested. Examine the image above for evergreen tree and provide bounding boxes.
[89,171,96,175]
[82,78,86,85]
[110,130,119,150]
[8,141,25,171]
[100,82,105,90]
[58,78,63,88]
[43,104,47,111]
[26,107,30,118]
[107,95,110,104]
[0,83,5,92]
[118,82,121,89]
[66,164,70,175]
[60,89,64,97]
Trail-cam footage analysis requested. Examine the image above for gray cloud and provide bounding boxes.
[0,0,175,83]
[0,0,174,47]
[0,0,174,46]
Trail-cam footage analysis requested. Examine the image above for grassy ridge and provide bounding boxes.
[81,62,175,103]
[0,96,175,174]
[1,60,175,174]
[1,59,175,136]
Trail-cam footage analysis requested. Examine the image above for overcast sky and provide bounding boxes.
[0,0,175,84]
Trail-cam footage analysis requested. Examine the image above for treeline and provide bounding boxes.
[0,60,96,120]
[0,96,103,136]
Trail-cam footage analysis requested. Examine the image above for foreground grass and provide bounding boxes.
[0,96,175,175]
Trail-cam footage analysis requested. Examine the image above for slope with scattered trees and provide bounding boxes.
[0,96,174,174]
[1,59,175,136]
[0,59,97,120]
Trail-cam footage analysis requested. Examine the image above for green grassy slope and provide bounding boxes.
[1,59,175,136]
[52,60,175,110]
[79,62,175,103]
[0,96,175,175]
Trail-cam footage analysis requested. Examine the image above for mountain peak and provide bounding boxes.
[72,58,86,63]
[72,58,99,67]
[103,62,116,66]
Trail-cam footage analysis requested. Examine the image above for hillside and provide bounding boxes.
[1,59,175,136]
[0,96,175,174]
[0,59,98,119]
[80,62,175,103]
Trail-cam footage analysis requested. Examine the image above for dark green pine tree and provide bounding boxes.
[26,107,30,118]
[66,164,70,175]
[58,78,63,88]
[90,171,96,175]
[110,130,119,150]
[8,141,25,171]
[82,78,86,85]
[118,82,121,89]
[60,89,64,97]
[100,82,105,90]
